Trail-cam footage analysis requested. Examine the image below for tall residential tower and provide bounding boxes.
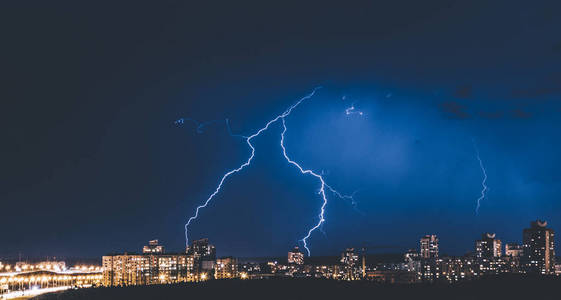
[420,235,439,259]
[522,220,555,274]
[475,233,502,258]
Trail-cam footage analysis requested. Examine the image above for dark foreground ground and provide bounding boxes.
[35,275,560,300]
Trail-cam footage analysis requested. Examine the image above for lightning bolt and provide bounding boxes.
[473,140,488,215]
[280,118,327,256]
[183,87,356,256]
[184,87,322,247]
[280,118,356,256]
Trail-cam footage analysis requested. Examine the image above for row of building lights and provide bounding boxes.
[0,274,102,284]
[0,263,102,273]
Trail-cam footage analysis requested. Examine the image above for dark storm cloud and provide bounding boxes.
[439,101,471,119]
[1,0,561,258]
[552,40,561,54]
[510,72,561,99]
[454,85,472,99]
[478,111,504,120]
[511,108,533,119]
[512,85,561,102]
[525,157,561,184]
[511,87,561,99]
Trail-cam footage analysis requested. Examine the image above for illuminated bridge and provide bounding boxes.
[0,268,102,299]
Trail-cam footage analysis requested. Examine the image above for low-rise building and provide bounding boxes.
[505,243,523,257]
[288,247,304,265]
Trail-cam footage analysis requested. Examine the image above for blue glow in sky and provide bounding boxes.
[2,1,561,258]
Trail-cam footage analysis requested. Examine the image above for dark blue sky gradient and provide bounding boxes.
[1,1,561,258]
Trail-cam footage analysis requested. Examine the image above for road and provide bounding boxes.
[0,286,70,299]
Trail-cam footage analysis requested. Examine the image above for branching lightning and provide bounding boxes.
[280,117,357,255]
[183,87,357,256]
[473,140,488,215]
[280,118,327,256]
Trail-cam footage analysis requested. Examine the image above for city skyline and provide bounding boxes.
[2,219,553,264]
[1,218,557,297]
[98,218,557,287]
[38,219,559,260]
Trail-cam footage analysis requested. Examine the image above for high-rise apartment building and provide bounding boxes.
[420,235,439,259]
[475,233,502,258]
[522,220,555,274]
[340,248,359,267]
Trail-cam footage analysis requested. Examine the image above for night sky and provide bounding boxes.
[2,1,561,259]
